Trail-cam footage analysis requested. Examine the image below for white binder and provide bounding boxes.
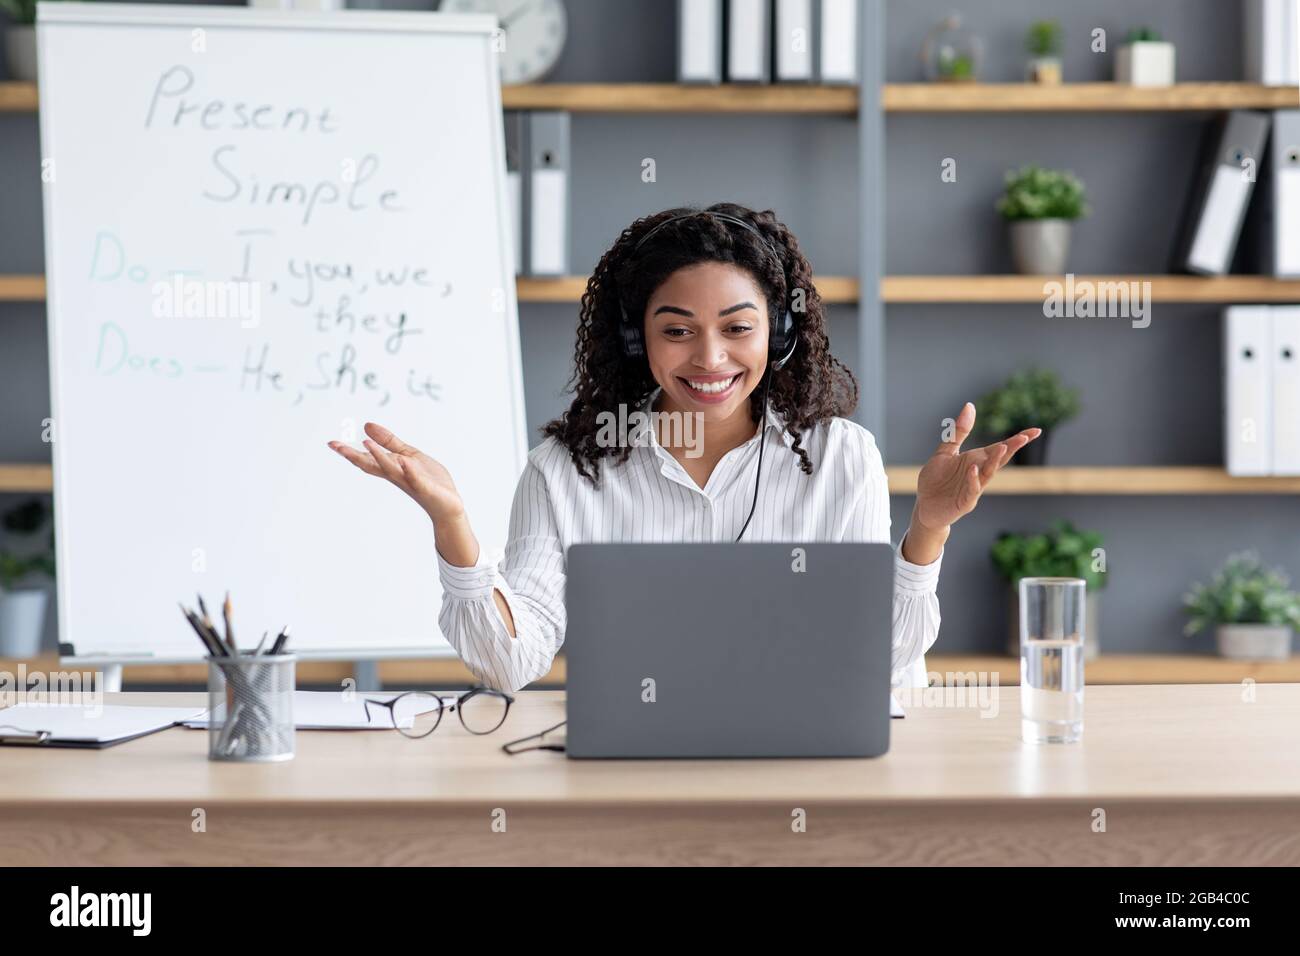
[1245,0,1290,85]
[1272,110,1300,276]
[727,0,771,82]
[526,111,569,277]
[818,0,857,84]
[1272,306,1300,473]
[1224,306,1274,476]
[678,0,723,84]
[774,0,815,82]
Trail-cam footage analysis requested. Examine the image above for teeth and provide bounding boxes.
[685,375,738,394]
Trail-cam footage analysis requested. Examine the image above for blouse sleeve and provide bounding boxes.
[839,423,943,688]
[435,457,566,692]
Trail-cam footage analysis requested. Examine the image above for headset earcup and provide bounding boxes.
[769,309,797,370]
[619,304,645,358]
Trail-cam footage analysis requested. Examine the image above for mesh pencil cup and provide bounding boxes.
[207,654,296,762]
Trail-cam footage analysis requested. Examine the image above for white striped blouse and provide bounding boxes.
[437,393,943,693]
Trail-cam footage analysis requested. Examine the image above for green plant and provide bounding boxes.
[976,366,1080,437]
[1124,26,1163,44]
[0,498,55,591]
[996,165,1089,221]
[1025,20,1062,57]
[936,50,975,80]
[990,520,1107,592]
[1182,552,1300,635]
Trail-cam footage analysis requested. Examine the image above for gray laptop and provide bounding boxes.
[564,543,895,759]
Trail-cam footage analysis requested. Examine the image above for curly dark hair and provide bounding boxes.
[542,202,859,485]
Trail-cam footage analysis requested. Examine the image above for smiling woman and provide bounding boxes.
[329,203,1041,692]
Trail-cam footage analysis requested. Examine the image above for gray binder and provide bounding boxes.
[774,0,818,82]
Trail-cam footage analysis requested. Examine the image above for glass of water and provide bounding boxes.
[1019,577,1086,744]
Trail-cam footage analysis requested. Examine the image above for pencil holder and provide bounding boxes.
[207,654,296,762]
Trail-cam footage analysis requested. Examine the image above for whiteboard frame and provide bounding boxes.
[38,2,529,663]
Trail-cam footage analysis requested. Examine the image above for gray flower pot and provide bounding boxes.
[1215,624,1292,661]
[1009,218,1072,275]
[5,25,37,83]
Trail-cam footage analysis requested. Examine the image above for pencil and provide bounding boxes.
[223,591,237,653]
[180,604,223,657]
[270,626,290,655]
[253,630,269,656]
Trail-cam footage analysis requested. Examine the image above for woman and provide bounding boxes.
[329,203,1039,692]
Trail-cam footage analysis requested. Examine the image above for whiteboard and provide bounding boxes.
[38,4,527,659]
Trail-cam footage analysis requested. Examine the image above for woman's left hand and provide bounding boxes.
[911,401,1041,536]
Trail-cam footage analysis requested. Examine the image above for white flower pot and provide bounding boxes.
[1009,218,1072,275]
[0,588,48,658]
[1215,624,1292,661]
[1026,56,1062,85]
[1115,42,1176,87]
[4,25,38,84]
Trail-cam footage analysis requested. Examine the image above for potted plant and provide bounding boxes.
[975,366,1080,465]
[1183,552,1299,660]
[0,498,55,659]
[991,521,1106,659]
[996,164,1089,275]
[1024,19,1062,84]
[1115,27,1176,87]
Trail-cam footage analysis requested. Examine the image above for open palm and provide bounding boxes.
[913,402,1041,531]
[328,422,464,523]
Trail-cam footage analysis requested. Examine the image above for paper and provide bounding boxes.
[182,691,445,731]
[0,704,206,744]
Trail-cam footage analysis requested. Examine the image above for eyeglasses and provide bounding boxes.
[364,686,514,738]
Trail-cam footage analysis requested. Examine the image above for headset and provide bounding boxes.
[617,210,801,542]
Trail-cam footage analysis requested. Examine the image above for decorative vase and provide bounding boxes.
[1008,588,1099,659]
[1115,42,1175,86]
[1026,56,1062,84]
[0,588,48,658]
[4,25,37,83]
[921,13,984,83]
[1009,218,1072,275]
[1214,623,1292,661]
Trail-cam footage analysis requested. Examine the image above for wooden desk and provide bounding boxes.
[3,685,1299,866]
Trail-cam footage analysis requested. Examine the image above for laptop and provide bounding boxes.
[563,543,895,759]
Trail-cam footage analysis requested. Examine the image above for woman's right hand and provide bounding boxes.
[328,422,465,526]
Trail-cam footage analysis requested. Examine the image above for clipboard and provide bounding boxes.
[0,704,206,749]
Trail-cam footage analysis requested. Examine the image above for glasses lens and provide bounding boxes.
[391,692,443,738]
[458,690,509,734]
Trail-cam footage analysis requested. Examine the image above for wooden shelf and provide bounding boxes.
[6,81,1295,115]
[929,654,1300,685]
[883,82,1300,112]
[0,275,45,301]
[503,82,857,113]
[887,466,1300,495]
[516,274,858,304]
[884,274,1300,304]
[0,81,37,111]
[0,464,53,493]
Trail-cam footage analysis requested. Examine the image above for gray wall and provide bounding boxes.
[1,0,1297,659]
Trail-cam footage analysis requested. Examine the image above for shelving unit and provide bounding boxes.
[4,80,1297,114]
